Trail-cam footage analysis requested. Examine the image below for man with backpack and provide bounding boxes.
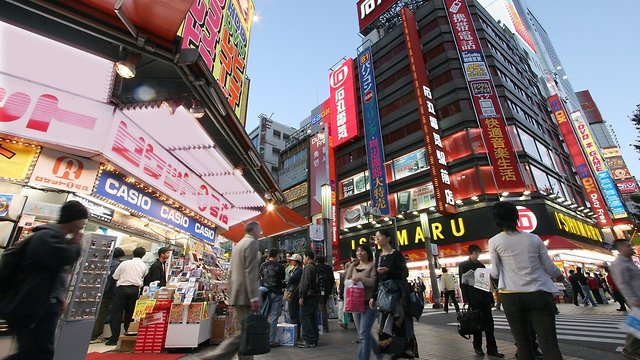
[315,255,335,333]
[0,200,88,360]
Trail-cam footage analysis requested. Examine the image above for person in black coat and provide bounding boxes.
[143,246,171,287]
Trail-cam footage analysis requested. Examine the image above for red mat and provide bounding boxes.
[86,352,185,360]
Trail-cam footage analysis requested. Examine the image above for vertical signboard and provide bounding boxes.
[323,119,339,265]
[570,111,627,218]
[178,0,255,120]
[602,147,638,194]
[547,95,612,227]
[443,0,526,192]
[357,45,391,215]
[401,7,455,215]
[329,58,359,148]
[310,131,329,215]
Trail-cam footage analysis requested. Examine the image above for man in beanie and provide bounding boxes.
[144,246,171,287]
[2,200,88,360]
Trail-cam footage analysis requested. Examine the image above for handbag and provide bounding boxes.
[622,307,640,339]
[409,291,425,320]
[239,314,271,355]
[457,306,485,339]
[283,284,296,302]
[344,280,365,313]
[376,279,400,313]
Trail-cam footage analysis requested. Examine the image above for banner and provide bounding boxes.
[178,0,255,120]
[329,58,359,148]
[570,112,626,218]
[357,45,391,215]
[401,7,456,215]
[0,140,39,180]
[94,171,218,243]
[310,131,329,215]
[602,147,638,194]
[547,95,612,227]
[443,0,525,192]
[29,148,99,194]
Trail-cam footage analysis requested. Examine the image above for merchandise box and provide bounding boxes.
[276,323,297,346]
[118,335,137,352]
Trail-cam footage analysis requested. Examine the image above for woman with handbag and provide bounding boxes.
[369,229,417,359]
[285,254,303,332]
[345,244,377,360]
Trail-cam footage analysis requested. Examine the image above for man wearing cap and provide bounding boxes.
[2,200,88,360]
[144,246,171,287]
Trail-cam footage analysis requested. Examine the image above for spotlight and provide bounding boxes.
[523,190,531,196]
[501,191,509,197]
[456,199,463,205]
[412,211,419,215]
[266,203,274,211]
[190,100,205,118]
[471,195,479,201]
[115,53,141,79]
[160,99,184,114]
[357,224,363,229]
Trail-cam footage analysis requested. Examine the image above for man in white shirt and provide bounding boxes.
[441,267,460,314]
[105,247,147,346]
[489,202,564,360]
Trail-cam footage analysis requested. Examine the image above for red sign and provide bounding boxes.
[443,0,526,192]
[357,0,399,33]
[310,131,329,215]
[618,179,638,194]
[548,95,612,227]
[329,58,359,148]
[516,206,537,233]
[401,7,455,215]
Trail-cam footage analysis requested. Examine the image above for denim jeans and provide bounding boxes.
[300,295,320,345]
[264,292,284,343]
[353,304,377,360]
[580,285,597,306]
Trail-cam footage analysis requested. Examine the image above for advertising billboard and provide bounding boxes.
[329,58,359,148]
[357,0,399,33]
[29,148,99,194]
[443,0,526,192]
[602,147,638,194]
[401,7,456,215]
[0,140,39,181]
[310,131,329,215]
[178,0,255,120]
[395,183,436,213]
[570,111,626,218]
[392,148,428,181]
[357,45,391,215]
[547,95,612,227]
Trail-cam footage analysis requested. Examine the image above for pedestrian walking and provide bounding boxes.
[285,254,303,330]
[460,244,504,358]
[606,268,628,311]
[610,239,640,359]
[143,246,171,287]
[567,270,585,306]
[345,244,377,360]
[297,250,321,348]
[202,221,262,360]
[574,267,597,307]
[106,246,147,346]
[441,267,460,314]
[489,201,563,360]
[1,200,88,360]
[90,247,125,342]
[596,273,610,304]
[587,272,604,304]
[316,255,336,333]
[259,248,286,347]
[370,229,418,359]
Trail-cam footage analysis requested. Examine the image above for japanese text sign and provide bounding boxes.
[329,58,359,148]
[29,148,99,194]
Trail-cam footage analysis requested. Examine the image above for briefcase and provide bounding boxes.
[239,314,271,355]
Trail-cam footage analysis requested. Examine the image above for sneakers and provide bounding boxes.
[297,341,317,348]
[487,351,505,358]
[89,338,104,344]
[104,340,118,346]
[474,348,485,356]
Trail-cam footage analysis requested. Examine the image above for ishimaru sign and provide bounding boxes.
[94,171,218,244]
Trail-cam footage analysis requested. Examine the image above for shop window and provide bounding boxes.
[518,129,540,161]
[531,165,552,194]
[469,128,487,154]
[479,166,498,194]
[507,125,523,152]
[442,130,472,162]
[452,167,482,200]
[535,141,554,170]
[379,92,414,118]
[519,163,536,192]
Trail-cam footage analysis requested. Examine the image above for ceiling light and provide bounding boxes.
[397,214,404,219]
[357,224,363,228]
[548,193,558,199]
[266,203,275,211]
[160,99,184,115]
[471,196,479,201]
[456,199,463,205]
[115,53,141,79]
[190,99,205,118]
[412,211,419,215]
[233,166,243,176]
[383,217,389,221]
[523,190,531,196]
[429,207,436,211]
[501,191,509,197]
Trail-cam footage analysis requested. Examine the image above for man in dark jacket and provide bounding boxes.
[143,246,171,287]
[3,200,88,360]
[315,255,335,333]
[91,247,125,342]
[568,269,585,306]
[297,250,320,348]
[459,244,504,358]
[259,248,286,347]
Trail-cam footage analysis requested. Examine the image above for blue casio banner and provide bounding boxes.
[357,45,390,215]
[94,171,217,244]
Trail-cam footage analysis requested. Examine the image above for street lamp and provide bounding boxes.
[321,183,332,265]
[420,212,441,309]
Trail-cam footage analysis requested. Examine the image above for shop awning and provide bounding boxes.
[542,235,612,255]
[220,206,311,242]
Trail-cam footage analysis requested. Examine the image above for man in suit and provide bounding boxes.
[143,246,171,287]
[203,221,261,360]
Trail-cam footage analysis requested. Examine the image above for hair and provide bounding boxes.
[442,267,448,273]
[245,221,260,234]
[304,250,315,260]
[57,200,89,224]
[350,249,357,259]
[468,244,481,254]
[377,228,393,239]
[133,247,146,258]
[268,248,279,258]
[316,255,326,264]
[576,266,582,272]
[569,269,575,275]
[356,244,374,262]
[615,239,630,250]
[492,201,519,232]
[113,247,125,259]
[158,246,171,257]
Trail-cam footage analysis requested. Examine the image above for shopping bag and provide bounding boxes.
[344,280,365,313]
[622,307,640,339]
[239,314,271,355]
[337,300,349,326]
[327,295,338,319]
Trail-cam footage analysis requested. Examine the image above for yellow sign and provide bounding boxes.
[551,211,603,242]
[133,299,157,319]
[0,140,39,180]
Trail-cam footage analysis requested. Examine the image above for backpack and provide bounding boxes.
[316,265,332,296]
[0,237,32,303]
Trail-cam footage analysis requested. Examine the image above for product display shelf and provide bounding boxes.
[164,301,215,349]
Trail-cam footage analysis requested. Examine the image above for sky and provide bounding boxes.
[244,0,640,177]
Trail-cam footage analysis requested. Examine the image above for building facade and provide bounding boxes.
[249,115,297,182]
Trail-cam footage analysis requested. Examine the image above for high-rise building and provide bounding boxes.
[248,115,297,182]
[576,90,619,148]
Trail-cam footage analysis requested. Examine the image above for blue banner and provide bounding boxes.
[357,45,390,215]
[597,172,626,217]
[94,171,217,244]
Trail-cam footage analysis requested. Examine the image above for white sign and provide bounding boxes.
[29,148,99,194]
[309,224,324,241]
[473,268,491,292]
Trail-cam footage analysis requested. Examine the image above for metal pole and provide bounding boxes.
[420,213,441,309]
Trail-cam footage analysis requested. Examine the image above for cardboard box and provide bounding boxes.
[210,319,228,345]
[126,320,140,334]
[276,323,297,346]
[118,335,137,352]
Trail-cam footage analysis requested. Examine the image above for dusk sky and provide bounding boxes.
[244,0,639,177]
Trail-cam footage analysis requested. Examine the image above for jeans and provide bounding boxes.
[444,290,460,313]
[6,299,60,360]
[201,305,253,360]
[501,291,563,360]
[263,292,283,343]
[580,285,597,306]
[300,295,320,345]
[353,304,377,360]
[108,285,139,342]
[470,301,498,353]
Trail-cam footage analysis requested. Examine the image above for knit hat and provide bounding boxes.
[57,200,89,224]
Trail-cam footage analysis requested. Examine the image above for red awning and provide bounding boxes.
[541,235,611,255]
[221,206,311,242]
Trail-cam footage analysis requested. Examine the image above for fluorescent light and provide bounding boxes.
[74,193,130,215]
